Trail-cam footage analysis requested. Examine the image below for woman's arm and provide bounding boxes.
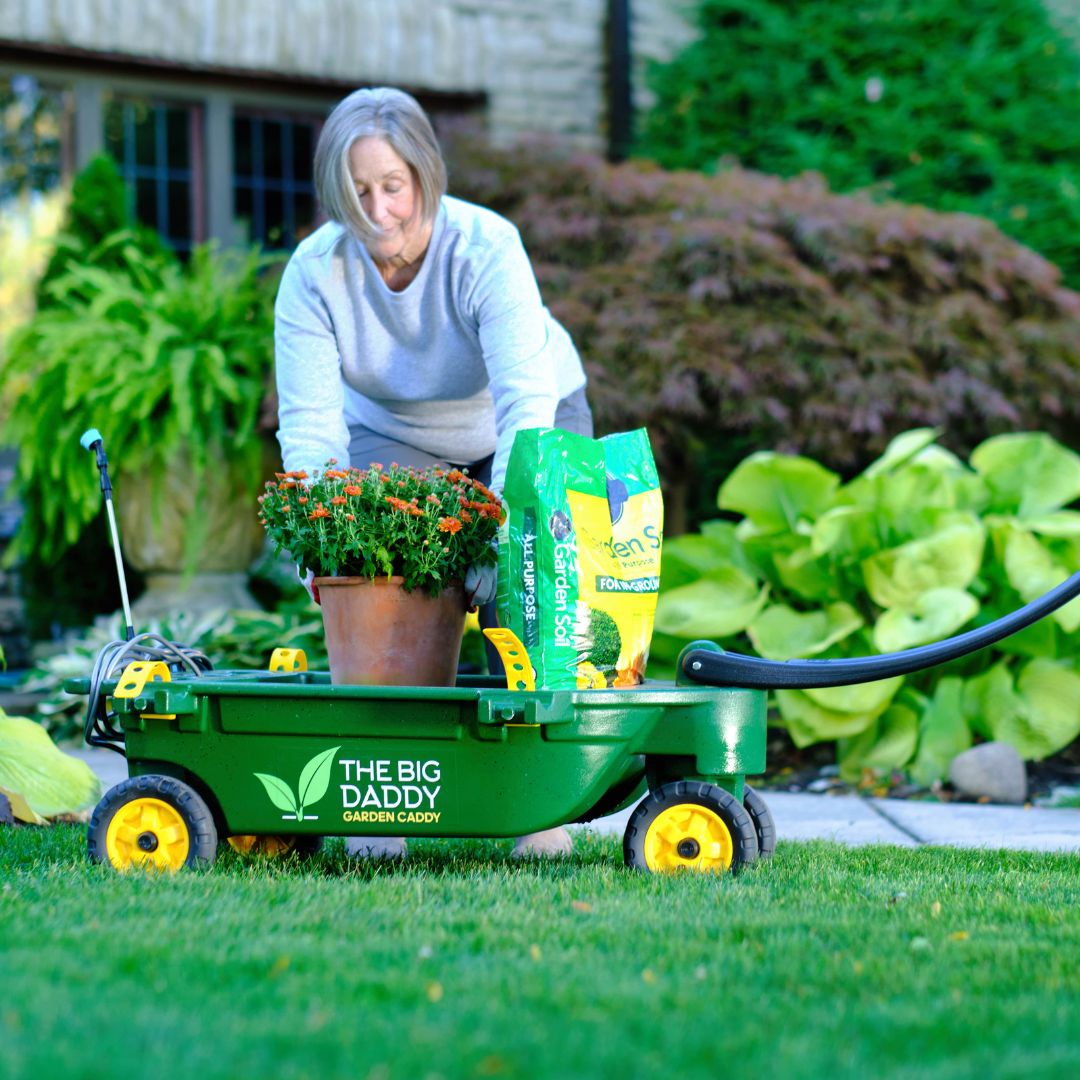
[470,229,564,492]
[274,255,351,476]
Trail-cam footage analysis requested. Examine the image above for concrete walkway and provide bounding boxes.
[69,748,1080,854]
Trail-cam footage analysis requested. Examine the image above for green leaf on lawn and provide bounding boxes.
[0,711,102,819]
[1001,525,1080,633]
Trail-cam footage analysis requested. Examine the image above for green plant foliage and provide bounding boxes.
[0,232,282,567]
[22,608,328,744]
[0,710,101,821]
[445,136,1080,533]
[652,428,1080,779]
[639,0,1080,287]
[33,155,170,308]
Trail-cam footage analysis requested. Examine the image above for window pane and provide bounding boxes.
[263,120,283,177]
[133,102,156,167]
[234,116,252,176]
[294,191,316,241]
[292,124,313,180]
[136,177,158,226]
[166,108,189,170]
[265,188,284,247]
[104,101,125,162]
[167,179,190,240]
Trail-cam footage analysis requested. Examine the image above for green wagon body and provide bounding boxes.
[74,670,766,840]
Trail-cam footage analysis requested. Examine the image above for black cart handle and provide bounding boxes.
[681,570,1080,691]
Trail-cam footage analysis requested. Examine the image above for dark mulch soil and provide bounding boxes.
[759,729,1080,805]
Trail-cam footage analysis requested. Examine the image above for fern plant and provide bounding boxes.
[1,230,283,567]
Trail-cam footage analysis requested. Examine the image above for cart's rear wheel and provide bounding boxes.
[624,780,758,874]
[743,784,776,860]
[227,834,323,858]
[88,775,218,872]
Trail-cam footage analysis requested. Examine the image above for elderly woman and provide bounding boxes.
[274,86,592,861]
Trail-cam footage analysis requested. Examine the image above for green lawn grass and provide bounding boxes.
[1,827,1077,1080]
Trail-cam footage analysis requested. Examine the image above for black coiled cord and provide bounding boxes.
[85,633,213,754]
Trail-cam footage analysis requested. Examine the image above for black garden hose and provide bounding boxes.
[681,571,1080,691]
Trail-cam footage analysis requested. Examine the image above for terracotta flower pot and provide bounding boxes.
[314,576,467,687]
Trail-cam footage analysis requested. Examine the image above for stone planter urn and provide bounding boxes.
[115,453,267,619]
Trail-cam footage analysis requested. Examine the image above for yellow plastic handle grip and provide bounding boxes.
[482,628,535,691]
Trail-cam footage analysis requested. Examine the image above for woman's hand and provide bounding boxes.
[465,560,498,610]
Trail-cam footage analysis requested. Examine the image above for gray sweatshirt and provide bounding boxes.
[273,195,586,491]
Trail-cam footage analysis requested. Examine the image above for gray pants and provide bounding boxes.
[346,387,594,674]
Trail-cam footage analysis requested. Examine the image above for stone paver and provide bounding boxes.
[68,748,1080,853]
[870,798,1080,853]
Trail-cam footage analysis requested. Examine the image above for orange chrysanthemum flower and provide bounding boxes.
[331,496,347,506]
[459,509,472,523]
[343,484,362,496]
[298,496,309,505]
[309,507,330,520]
[437,516,463,534]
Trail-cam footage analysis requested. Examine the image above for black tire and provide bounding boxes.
[743,784,776,860]
[88,774,218,871]
[623,780,759,874]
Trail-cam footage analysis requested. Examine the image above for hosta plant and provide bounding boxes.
[259,462,503,597]
[651,429,1080,782]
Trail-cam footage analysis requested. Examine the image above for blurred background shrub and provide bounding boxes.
[448,136,1080,533]
[637,0,1080,288]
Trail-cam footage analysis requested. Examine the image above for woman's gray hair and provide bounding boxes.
[314,86,447,244]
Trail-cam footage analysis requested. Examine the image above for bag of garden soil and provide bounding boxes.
[498,428,663,689]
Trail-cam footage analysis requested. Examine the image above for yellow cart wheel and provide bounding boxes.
[88,775,218,872]
[623,780,759,874]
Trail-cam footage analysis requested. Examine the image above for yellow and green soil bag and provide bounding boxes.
[498,428,663,689]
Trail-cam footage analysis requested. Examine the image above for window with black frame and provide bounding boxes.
[233,112,319,250]
[104,95,200,254]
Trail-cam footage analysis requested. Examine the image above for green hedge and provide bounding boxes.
[448,138,1080,531]
[638,0,1080,288]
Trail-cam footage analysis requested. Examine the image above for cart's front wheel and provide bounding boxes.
[624,781,758,874]
[88,775,218,872]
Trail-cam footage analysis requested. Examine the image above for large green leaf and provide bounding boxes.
[659,524,756,591]
[0,711,102,818]
[861,428,942,479]
[719,452,840,533]
[908,678,972,787]
[654,567,769,638]
[1001,525,1080,633]
[775,689,883,748]
[971,432,1080,518]
[861,515,985,609]
[963,659,1080,760]
[1024,511,1080,538]
[811,506,881,560]
[873,588,979,652]
[802,675,904,716]
[838,703,919,781]
[772,540,837,601]
[747,602,863,660]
